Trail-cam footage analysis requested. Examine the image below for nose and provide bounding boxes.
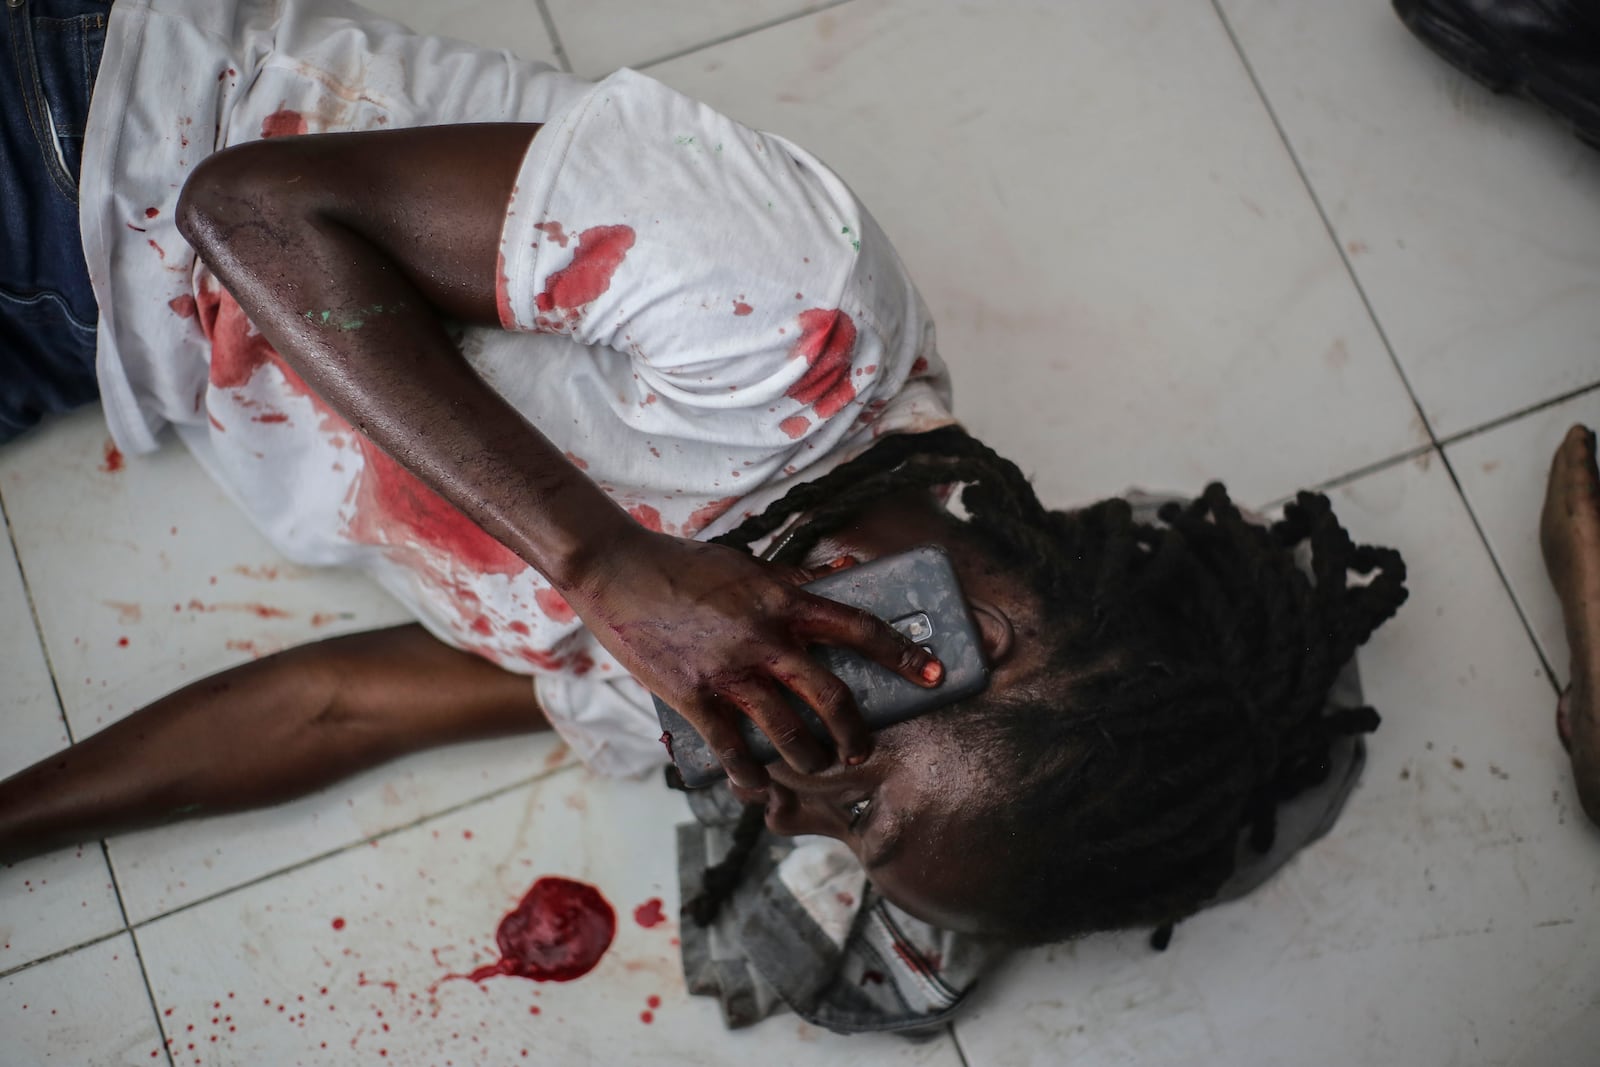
[759,779,813,837]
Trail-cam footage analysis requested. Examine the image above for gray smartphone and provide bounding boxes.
[652,544,990,788]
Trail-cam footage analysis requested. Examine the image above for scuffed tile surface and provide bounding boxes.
[0,934,165,1065]
[1218,0,1600,437]
[0,496,124,970]
[137,767,964,1066]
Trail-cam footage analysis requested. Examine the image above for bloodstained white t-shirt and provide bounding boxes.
[81,1,955,776]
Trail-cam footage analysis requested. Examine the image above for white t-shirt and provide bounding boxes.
[82,0,955,777]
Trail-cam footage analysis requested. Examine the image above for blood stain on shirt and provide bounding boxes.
[100,440,125,473]
[441,877,616,985]
[534,588,576,623]
[148,239,166,260]
[626,503,663,532]
[508,620,531,636]
[145,207,160,219]
[778,415,810,440]
[516,647,565,671]
[346,437,527,578]
[732,301,753,316]
[683,495,740,537]
[533,221,569,247]
[787,309,858,418]
[470,616,493,637]
[331,917,346,931]
[632,898,666,929]
[533,225,636,319]
[260,109,309,139]
[563,451,589,470]
[169,294,197,319]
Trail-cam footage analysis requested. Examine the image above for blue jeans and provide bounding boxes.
[1,0,110,444]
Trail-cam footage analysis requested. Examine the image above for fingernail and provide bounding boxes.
[922,660,943,684]
[846,754,867,767]
[829,555,857,570]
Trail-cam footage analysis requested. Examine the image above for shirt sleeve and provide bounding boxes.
[494,68,939,449]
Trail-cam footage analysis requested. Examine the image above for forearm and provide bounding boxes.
[176,129,638,590]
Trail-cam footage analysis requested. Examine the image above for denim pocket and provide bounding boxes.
[27,11,107,191]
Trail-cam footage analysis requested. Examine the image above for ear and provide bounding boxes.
[966,597,1016,666]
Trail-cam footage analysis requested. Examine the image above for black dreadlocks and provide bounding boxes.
[679,425,1407,946]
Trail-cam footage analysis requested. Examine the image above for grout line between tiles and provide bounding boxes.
[533,0,572,72]
[120,762,582,934]
[635,0,857,72]
[1259,441,1437,512]
[116,892,178,1067]
[1434,378,1600,450]
[0,927,125,982]
[947,1020,973,1067]
[1208,0,1560,695]
[0,489,80,750]
[1435,448,1560,691]
[3,760,581,981]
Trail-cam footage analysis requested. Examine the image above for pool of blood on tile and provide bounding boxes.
[440,877,616,985]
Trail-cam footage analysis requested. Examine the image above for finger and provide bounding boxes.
[797,598,944,690]
[724,680,832,776]
[774,657,872,766]
[691,703,771,790]
[793,555,859,585]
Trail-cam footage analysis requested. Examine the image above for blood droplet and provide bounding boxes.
[100,440,125,473]
[632,898,666,929]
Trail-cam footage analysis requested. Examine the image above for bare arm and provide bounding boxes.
[176,126,940,788]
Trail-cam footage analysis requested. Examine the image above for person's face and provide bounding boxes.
[740,712,1002,931]
[736,490,1051,929]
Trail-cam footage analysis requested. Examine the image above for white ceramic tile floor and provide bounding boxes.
[545,0,835,77]
[3,0,1599,1064]
[0,523,125,970]
[135,767,963,1067]
[1218,0,1600,439]
[0,934,166,1065]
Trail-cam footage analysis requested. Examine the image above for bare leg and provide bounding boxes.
[0,624,548,865]
[1539,424,1600,828]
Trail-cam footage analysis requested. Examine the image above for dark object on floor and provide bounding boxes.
[1394,0,1600,147]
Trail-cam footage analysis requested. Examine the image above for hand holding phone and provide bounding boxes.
[563,529,947,788]
[654,545,990,788]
